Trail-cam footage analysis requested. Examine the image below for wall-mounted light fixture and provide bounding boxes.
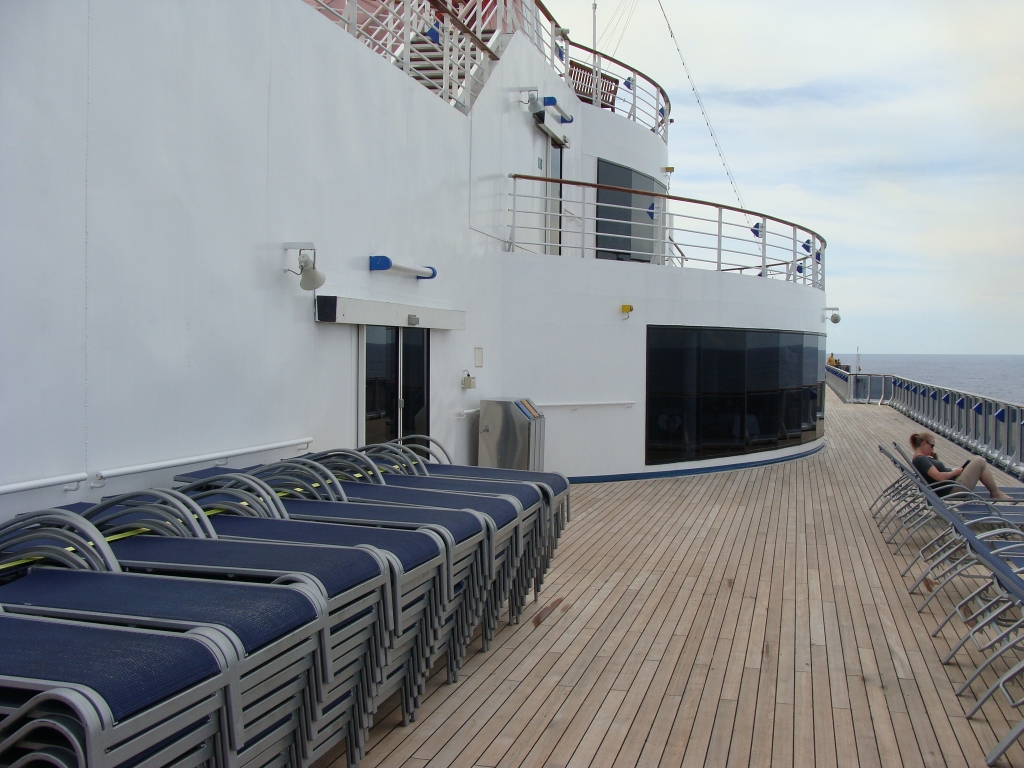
[284,242,326,291]
[621,304,634,320]
[368,255,437,279]
[519,88,571,146]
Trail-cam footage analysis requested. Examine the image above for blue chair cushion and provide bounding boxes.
[337,482,519,529]
[108,537,382,599]
[0,614,221,722]
[281,498,483,544]
[425,464,570,497]
[208,516,439,571]
[381,475,543,511]
[0,570,317,654]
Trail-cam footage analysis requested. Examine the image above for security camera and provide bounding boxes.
[829,313,840,324]
[824,306,840,324]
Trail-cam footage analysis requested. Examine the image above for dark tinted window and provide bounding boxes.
[746,331,779,391]
[646,395,698,463]
[596,159,666,262]
[646,326,825,464]
[647,327,698,394]
[701,329,745,394]
[779,333,803,389]
[803,335,819,386]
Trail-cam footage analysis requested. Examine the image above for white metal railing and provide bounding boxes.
[508,174,826,289]
[304,0,670,136]
[555,40,669,140]
[534,401,635,409]
[825,365,892,405]
[889,376,1024,478]
[308,0,498,112]
[0,472,90,496]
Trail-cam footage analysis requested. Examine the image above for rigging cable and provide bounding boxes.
[654,0,748,217]
[597,0,631,50]
[611,0,642,58]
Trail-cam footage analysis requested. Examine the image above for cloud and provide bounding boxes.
[701,79,893,109]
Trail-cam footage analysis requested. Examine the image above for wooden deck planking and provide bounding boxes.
[333,395,1024,768]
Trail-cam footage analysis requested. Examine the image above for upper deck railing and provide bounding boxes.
[305,0,670,136]
[508,174,827,289]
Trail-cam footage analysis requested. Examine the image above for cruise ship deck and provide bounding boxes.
[348,397,1024,768]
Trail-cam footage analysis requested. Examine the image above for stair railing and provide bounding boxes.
[305,0,670,137]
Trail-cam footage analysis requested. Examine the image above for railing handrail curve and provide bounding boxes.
[509,173,827,250]
[559,39,671,121]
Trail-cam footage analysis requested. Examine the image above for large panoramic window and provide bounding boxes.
[646,326,825,464]
[596,159,666,262]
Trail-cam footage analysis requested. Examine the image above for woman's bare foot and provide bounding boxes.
[993,491,1013,501]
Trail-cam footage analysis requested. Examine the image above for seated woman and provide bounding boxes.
[910,431,1012,500]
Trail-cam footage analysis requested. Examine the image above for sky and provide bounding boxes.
[543,0,1024,354]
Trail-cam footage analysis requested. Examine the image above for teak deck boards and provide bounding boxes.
[336,397,1024,767]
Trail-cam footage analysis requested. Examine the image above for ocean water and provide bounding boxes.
[833,354,1024,405]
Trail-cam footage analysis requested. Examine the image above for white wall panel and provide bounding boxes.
[0,1,89,486]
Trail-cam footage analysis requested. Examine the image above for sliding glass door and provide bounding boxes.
[364,325,429,445]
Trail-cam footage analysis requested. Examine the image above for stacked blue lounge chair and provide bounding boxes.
[153,475,449,725]
[55,495,391,767]
[172,466,490,686]
[0,512,230,768]
[174,456,527,654]
[355,437,570,599]
[4,499,391,768]
[0,438,570,768]
[311,444,562,634]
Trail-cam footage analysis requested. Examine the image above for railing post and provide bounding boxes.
[342,0,356,35]
[593,53,602,107]
[716,208,723,271]
[549,18,555,67]
[403,1,411,74]
[443,23,451,103]
[509,175,517,252]
[760,216,767,277]
[630,69,638,121]
[582,186,589,259]
[790,226,798,282]
[811,236,818,288]
[657,200,665,266]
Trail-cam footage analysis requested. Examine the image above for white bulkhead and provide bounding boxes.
[0,0,826,517]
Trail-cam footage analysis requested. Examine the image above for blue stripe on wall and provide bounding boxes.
[569,441,825,483]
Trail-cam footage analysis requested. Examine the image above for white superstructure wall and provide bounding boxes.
[0,0,825,516]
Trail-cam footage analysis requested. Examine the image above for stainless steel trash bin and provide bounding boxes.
[478,398,545,471]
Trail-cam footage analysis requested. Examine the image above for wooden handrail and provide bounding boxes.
[508,173,827,249]
[533,0,558,25]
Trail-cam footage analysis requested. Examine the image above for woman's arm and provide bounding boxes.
[927,463,963,482]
